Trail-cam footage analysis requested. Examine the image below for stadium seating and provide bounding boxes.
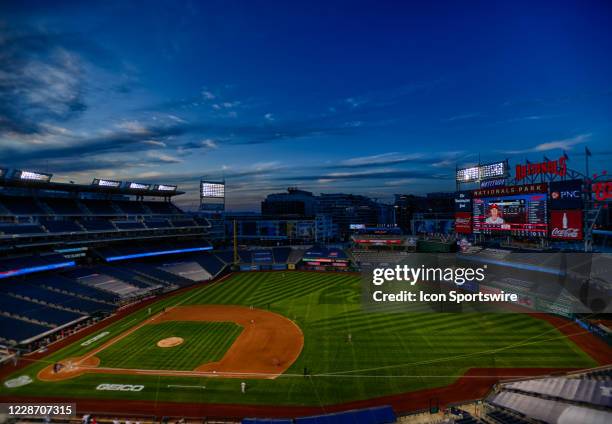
[2,283,114,313]
[144,219,172,228]
[215,250,235,264]
[351,250,408,265]
[287,249,305,264]
[0,224,45,235]
[486,410,530,424]
[0,254,74,279]
[0,294,85,326]
[272,247,291,263]
[90,266,161,290]
[43,198,83,215]
[80,219,117,231]
[114,201,148,215]
[127,263,196,287]
[80,199,118,215]
[75,272,142,297]
[171,219,197,227]
[28,274,119,303]
[143,201,182,214]
[158,261,212,281]
[41,220,83,233]
[485,369,612,424]
[0,315,52,343]
[238,250,253,263]
[0,196,45,215]
[252,249,274,264]
[192,254,226,276]
[113,221,147,230]
[293,406,396,424]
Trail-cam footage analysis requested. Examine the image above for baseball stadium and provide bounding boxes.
[2,1,612,423]
[0,165,610,424]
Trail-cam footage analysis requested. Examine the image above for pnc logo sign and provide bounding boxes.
[551,190,580,200]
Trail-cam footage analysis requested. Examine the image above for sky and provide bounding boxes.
[0,0,611,211]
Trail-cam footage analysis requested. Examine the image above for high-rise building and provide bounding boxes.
[261,188,318,217]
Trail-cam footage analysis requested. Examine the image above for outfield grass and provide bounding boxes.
[0,271,599,406]
[97,321,242,370]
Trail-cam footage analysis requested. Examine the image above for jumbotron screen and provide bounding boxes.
[201,182,225,198]
[472,193,548,237]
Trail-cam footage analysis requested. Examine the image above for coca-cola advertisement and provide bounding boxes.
[455,211,472,234]
[550,210,583,240]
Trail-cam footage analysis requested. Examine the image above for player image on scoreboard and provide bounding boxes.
[484,204,505,225]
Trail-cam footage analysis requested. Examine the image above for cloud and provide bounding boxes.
[147,151,182,164]
[444,113,481,122]
[281,168,451,182]
[502,133,592,154]
[201,138,218,149]
[264,113,274,121]
[0,40,86,137]
[339,152,425,167]
[201,90,215,100]
[335,151,469,169]
[0,26,128,139]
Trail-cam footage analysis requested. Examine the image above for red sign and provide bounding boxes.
[354,239,402,245]
[473,183,547,198]
[592,181,612,202]
[454,212,472,234]
[515,157,566,181]
[550,210,583,240]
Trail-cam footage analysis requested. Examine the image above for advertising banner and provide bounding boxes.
[454,211,472,234]
[480,178,506,188]
[550,179,583,209]
[550,210,583,240]
[454,191,472,212]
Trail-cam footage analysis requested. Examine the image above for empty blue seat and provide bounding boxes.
[80,220,116,231]
[42,220,83,233]
[0,315,51,342]
[0,224,45,235]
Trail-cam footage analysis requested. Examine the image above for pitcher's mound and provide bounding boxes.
[157,337,184,348]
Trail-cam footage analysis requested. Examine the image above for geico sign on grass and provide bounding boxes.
[96,383,144,392]
[81,331,109,346]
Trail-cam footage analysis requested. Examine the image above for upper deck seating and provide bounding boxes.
[0,224,46,235]
[114,201,147,215]
[80,199,118,215]
[43,198,82,215]
[80,220,116,231]
[0,196,45,215]
[42,220,83,233]
[171,219,197,227]
[144,201,182,214]
[113,221,146,230]
[144,219,172,229]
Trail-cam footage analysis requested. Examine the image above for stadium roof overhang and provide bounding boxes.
[0,178,184,197]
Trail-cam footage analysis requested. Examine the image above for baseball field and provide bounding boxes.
[0,271,602,410]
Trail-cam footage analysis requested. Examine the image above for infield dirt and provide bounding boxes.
[38,305,304,381]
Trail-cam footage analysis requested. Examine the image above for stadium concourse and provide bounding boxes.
[0,171,610,424]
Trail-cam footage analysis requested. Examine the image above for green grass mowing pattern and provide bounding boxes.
[96,321,242,370]
[0,272,600,406]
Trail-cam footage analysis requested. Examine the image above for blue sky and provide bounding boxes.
[0,0,611,210]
